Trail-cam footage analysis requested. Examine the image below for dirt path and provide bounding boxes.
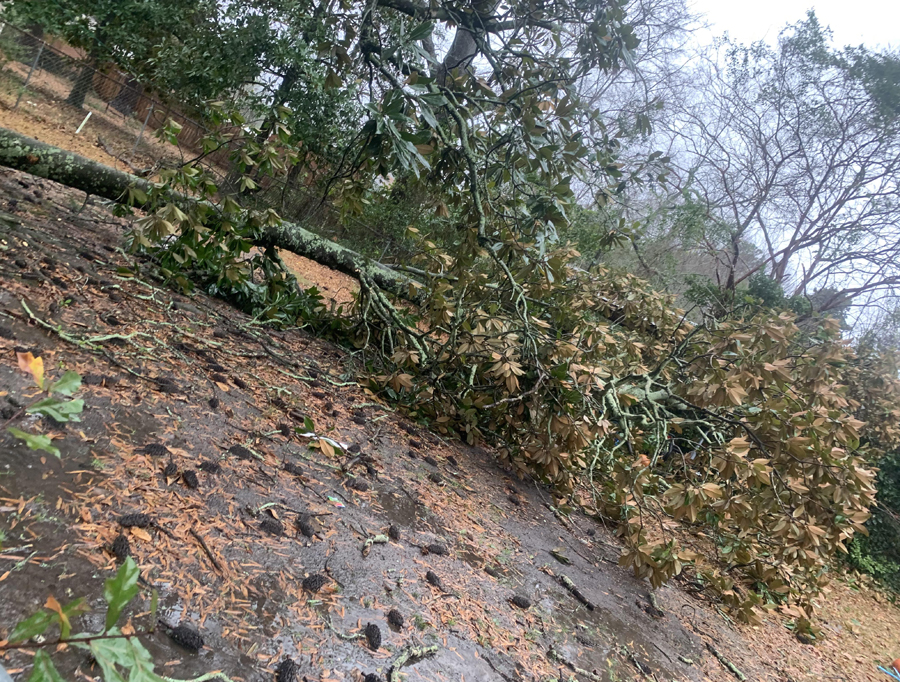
[0,167,897,682]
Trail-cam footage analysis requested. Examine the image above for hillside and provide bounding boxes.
[1,163,899,682]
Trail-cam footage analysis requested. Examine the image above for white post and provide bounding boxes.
[75,110,92,134]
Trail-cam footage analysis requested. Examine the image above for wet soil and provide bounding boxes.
[1,166,893,682]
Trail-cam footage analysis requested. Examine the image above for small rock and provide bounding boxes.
[302,573,326,593]
[364,623,381,651]
[260,517,283,536]
[111,534,130,562]
[276,658,298,682]
[199,460,221,474]
[510,595,531,609]
[387,608,404,629]
[229,444,253,460]
[425,570,443,589]
[168,624,204,651]
[118,513,151,528]
[143,443,171,457]
[296,516,315,538]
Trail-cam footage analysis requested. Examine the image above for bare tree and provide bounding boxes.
[660,12,900,315]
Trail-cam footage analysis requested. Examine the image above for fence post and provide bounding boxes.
[129,102,154,164]
[14,41,44,110]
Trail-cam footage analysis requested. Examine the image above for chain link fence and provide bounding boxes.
[0,20,225,176]
[0,20,371,256]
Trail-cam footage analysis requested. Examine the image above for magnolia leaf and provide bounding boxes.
[7,428,61,458]
[8,610,55,644]
[27,397,84,423]
[44,596,70,639]
[27,651,66,682]
[408,20,434,41]
[16,351,44,389]
[103,556,140,632]
[48,370,82,397]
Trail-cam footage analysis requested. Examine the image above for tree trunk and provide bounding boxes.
[66,62,95,109]
[0,126,417,301]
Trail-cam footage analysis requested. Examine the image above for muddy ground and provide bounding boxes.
[0,166,896,682]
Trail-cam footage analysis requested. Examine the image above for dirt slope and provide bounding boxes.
[0,167,898,682]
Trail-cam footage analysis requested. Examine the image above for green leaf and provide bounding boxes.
[127,186,148,205]
[408,20,434,41]
[7,427,61,458]
[48,370,82,397]
[303,416,315,433]
[27,650,66,682]
[8,610,56,644]
[26,398,84,423]
[103,557,140,632]
[89,635,129,682]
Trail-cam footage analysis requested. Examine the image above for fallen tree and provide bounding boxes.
[4,113,900,637]
[0,127,416,300]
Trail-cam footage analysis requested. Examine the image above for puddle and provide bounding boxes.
[376,489,420,529]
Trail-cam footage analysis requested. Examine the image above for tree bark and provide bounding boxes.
[0,127,417,301]
[66,63,95,109]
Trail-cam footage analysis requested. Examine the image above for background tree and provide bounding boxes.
[655,13,900,317]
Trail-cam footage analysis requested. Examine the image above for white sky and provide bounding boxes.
[689,0,899,50]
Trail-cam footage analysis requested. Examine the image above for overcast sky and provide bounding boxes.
[689,0,899,50]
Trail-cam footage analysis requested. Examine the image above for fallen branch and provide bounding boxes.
[0,127,419,302]
[558,574,595,610]
[386,645,440,682]
[547,647,603,681]
[706,643,747,682]
[361,534,389,557]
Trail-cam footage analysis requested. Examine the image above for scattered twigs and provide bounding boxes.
[189,528,223,573]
